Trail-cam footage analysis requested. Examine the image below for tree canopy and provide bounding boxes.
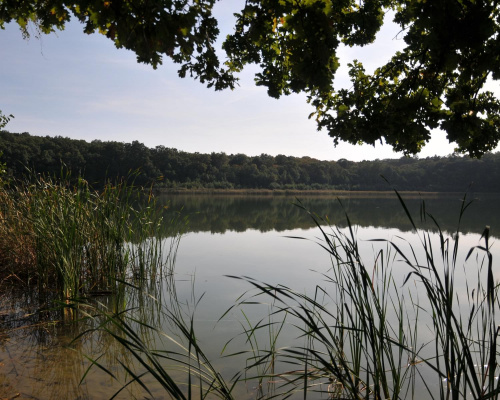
[3,130,500,193]
[1,0,499,157]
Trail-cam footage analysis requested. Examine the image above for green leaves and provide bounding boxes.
[2,0,500,156]
[224,0,386,98]
[0,110,13,130]
[224,0,500,157]
[1,0,236,90]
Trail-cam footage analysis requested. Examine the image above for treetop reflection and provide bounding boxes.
[159,194,500,238]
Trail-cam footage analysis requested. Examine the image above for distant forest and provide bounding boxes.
[1,130,500,192]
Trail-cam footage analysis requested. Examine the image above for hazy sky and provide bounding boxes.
[1,3,496,161]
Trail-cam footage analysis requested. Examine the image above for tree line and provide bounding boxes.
[2,130,500,192]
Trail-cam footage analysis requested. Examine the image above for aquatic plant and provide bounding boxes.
[0,172,184,301]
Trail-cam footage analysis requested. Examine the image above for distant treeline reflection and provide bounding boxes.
[161,194,500,238]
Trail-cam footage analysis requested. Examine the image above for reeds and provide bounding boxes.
[0,172,184,301]
[76,288,242,400]
[224,194,500,399]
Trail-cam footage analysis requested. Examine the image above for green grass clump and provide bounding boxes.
[0,173,183,300]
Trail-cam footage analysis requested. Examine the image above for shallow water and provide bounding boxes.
[1,193,499,399]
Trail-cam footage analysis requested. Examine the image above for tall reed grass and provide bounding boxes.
[0,172,184,301]
[76,193,500,399]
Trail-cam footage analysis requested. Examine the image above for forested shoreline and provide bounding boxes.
[2,130,500,192]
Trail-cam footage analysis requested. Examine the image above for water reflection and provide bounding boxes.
[0,284,177,399]
[1,194,499,399]
[160,193,500,238]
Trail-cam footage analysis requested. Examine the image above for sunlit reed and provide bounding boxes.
[0,172,184,301]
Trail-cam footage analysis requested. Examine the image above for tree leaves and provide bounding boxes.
[224,0,500,157]
[0,111,13,130]
[2,0,500,156]
[0,0,236,90]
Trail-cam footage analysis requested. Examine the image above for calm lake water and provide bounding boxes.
[1,193,499,399]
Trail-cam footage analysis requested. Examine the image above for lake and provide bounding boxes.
[1,193,499,399]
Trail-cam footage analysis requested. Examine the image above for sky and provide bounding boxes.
[1,3,497,162]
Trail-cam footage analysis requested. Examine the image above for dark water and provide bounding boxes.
[1,193,499,399]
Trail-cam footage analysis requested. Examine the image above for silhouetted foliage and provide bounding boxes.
[3,0,500,156]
